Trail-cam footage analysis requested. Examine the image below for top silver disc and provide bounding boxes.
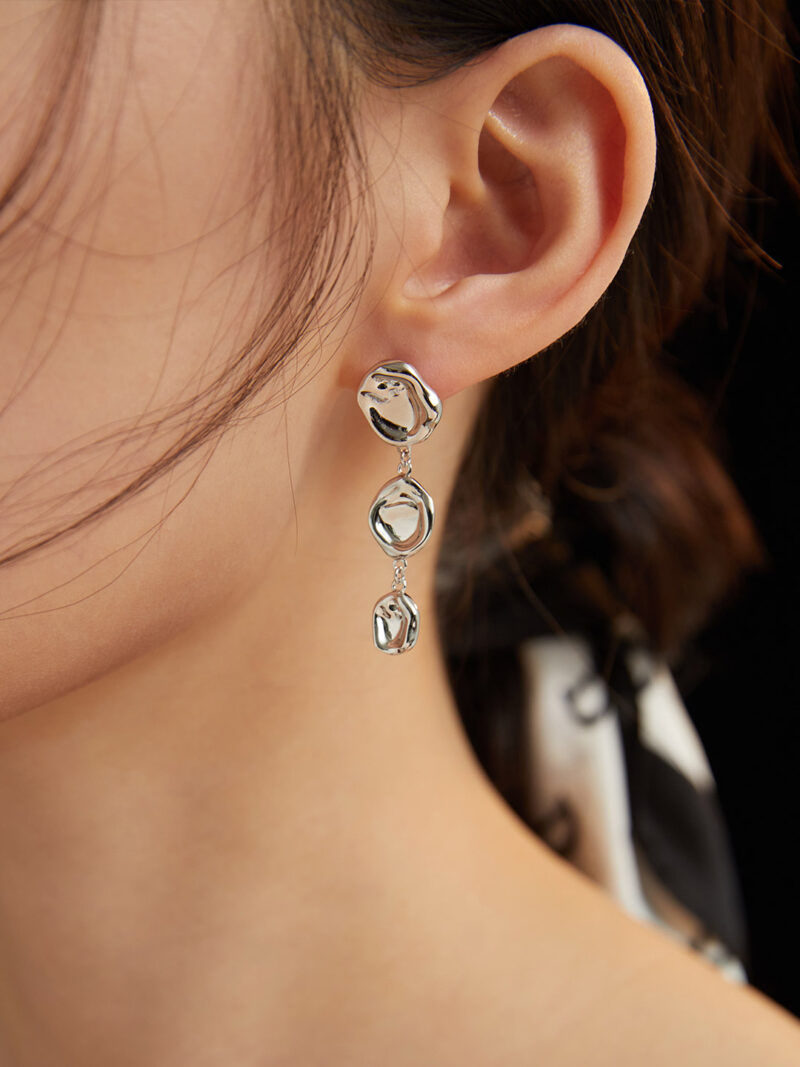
[357,361,442,446]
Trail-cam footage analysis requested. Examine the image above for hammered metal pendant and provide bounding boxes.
[368,475,434,558]
[372,591,420,654]
[358,362,441,446]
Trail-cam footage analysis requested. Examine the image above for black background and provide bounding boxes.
[670,11,800,1016]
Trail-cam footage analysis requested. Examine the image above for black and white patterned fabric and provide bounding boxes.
[519,634,749,982]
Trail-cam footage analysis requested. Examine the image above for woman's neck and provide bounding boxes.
[2,440,796,1065]
[0,386,539,1061]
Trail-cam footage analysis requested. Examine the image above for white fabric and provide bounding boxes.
[519,634,747,984]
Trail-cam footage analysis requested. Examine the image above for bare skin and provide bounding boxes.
[1,2,799,1064]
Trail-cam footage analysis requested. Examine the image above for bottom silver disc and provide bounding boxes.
[372,591,419,654]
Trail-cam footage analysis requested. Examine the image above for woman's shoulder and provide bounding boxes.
[457,772,800,1067]
[451,629,800,1063]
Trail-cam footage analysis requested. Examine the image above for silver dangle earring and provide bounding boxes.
[357,361,443,654]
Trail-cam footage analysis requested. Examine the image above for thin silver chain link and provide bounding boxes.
[397,446,412,476]
[391,446,412,593]
[391,556,408,593]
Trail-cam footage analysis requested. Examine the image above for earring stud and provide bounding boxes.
[357,361,443,654]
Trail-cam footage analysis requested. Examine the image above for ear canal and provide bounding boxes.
[407,115,550,303]
[404,55,626,303]
[405,126,543,298]
[488,57,627,242]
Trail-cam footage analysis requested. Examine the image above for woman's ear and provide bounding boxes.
[339,23,656,400]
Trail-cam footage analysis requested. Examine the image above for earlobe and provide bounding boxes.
[340,24,656,401]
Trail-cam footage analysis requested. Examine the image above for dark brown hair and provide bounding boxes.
[1,2,797,802]
[320,0,799,808]
[331,1,797,804]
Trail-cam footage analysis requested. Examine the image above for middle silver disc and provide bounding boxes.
[368,475,434,557]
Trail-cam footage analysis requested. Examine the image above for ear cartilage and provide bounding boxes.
[357,361,442,654]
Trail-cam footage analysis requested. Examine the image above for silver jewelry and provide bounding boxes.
[357,361,443,654]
